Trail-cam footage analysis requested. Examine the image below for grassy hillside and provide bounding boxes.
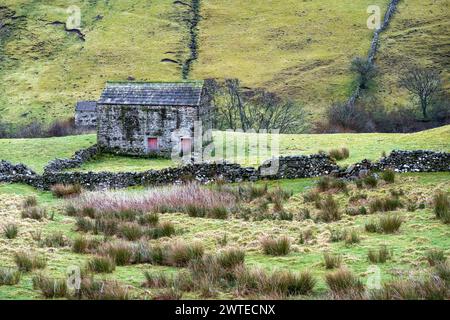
[0,126,449,173]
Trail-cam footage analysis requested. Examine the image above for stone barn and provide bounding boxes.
[97,81,213,158]
[75,101,97,128]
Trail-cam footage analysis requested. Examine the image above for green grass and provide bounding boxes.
[1,126,449,172]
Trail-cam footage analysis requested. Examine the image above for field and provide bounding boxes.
[2,0,447,125]
[0,125,449,173]
[0,171,448,299]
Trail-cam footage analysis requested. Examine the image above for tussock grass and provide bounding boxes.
[40,232,69,248]
[2,223,18,239]
[363,175,378,188]
[425,249,446,267]
[372,277,448,300]
[14,252,46,272]
[378,215,403,234]
[87,256,116,273]
[433,192,450,224]
[72,236,100,254]
[323,253,342,269]
[21,206,47,220]
[138,213,159,226]
[119,223,143,241]
[32,274,67,299]
[165,241,204,267]
[381,169,396,183]
[99,242,134,266]
[51,184,82,198]
[153,288,183,300]
[75,217,95,232]
[261,236,291,256]
[22,196,37,208]
[368,246,392,264]
[317,195,341,222]
[76,278,129,300]
[369,196,403,213]
[328,148,350,161]
[325,268,364,298]
[0,268,21,286]
[344,229,361,245]
[216,247,246,269]
[146,221,176,239]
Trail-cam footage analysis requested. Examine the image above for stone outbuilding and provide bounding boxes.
[97,80,213,158]
[74,101,97,128]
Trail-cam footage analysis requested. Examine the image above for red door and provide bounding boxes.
[181,138,192,155]
[148,138,158,152]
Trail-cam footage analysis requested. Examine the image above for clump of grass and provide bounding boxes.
[94,218,118,236]
[138,213,159,226]
[365,219,379,233]
[363,175,378,188]
[270,270,316,296]
[317,195,341,222]
[185,204,207,218]
[2,223,18,239]
[153,287,183,300]
[100,242,134,266]
[40,232,68,248]
[434,261,450,283]
[21,206,47,220]
[261,236,291,256]
[323,253,342,269]
[72,236,100,254]
[372,277,448,300]
[303,190,321,203]
[368,246,392,263]
[299,228,314,244]
[75,216,95,232]
[369,196,403,213]
[165,241,204,267]
[316,177,347,193]
[76,278,129,300]
[425,249,446,267]
[381,169,396,183]
[51,184,82,198]
[344,229,361,245]
[32,273,67,299]
[146,221,176,239]
[22,196,37,208]
[329,227,346,243]
[378,214,403,234]
[325,268,364,298]
[143,271,173,288]
[328,148,350,161]
[14,252,46,272]
[208,206,229,219]
[216,247,245,269]
[433,191,450,224]
[0,268,21,285]
[87,256,116,273]
[119,222,143,241]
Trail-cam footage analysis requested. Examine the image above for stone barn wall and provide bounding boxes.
[75,101,97,128]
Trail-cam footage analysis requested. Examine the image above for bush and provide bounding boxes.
[87,256,116,273]
[317,195,341,222]
[51,184,82,198]
[119,223,143,241]
[22,196,37,208]
[363,175,378,188]
[0,268,21,285]
[3,223,18,239]
[32,274,67,299]
[379,214,403,234]
[216,247,245,269]
[328,148,350,161]
[323,253,342,269]
[368,246,392,263]
[14,252,46,272]
[261,236,291,256]
[21,207,47,220]
[325,268,364,296]
[138,213,159,226]
[433,192,450,223]
[165,241,204,267]
[381,169,396,183]
[425,249,446,267]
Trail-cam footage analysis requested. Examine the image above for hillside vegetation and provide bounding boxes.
[0,0,448,125]
[0,125,449,173]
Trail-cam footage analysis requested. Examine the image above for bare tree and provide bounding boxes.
[399,66,441,119]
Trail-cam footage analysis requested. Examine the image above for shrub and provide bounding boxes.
[165,241,204,267]
[368,246,392,263]
[328,148,350,161]
[146,221,176,239]
[75,216,95,232]
[323,253,342,269]
[344,230,361,245]
[379,214,403,234]
[216,247,245,269]
[425,249,446,267]
[22,196,37,208]
[381,169,396,183]
[325,268,364,296]
[0,268,21,285]
[40,232,68,248]
[87,256,116,273]
[138,213,159,226]
[208,206,229,219]
[363,175,378,188]
[14,252,46,272]
[21,207,47,220]
[433,192,450,223]
[76,278,129,300]
[317,195,341,222]
[3,223,18,239]
[101,242,134,266]
[51,184,82,198]
[261,236,291,256]
[32,274,67,299]
[119,223,143,241]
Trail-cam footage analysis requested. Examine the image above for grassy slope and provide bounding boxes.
[372,0,450,110]
[0,125,449,173]
[0,172,449,299]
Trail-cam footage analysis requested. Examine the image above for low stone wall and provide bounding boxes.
[1,150,449,190]
[44,145,99,173]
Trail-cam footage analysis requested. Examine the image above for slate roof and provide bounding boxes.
[98,81,205,106]
[75,101,97,112]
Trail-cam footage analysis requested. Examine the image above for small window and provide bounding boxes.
[147,137,158,152]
